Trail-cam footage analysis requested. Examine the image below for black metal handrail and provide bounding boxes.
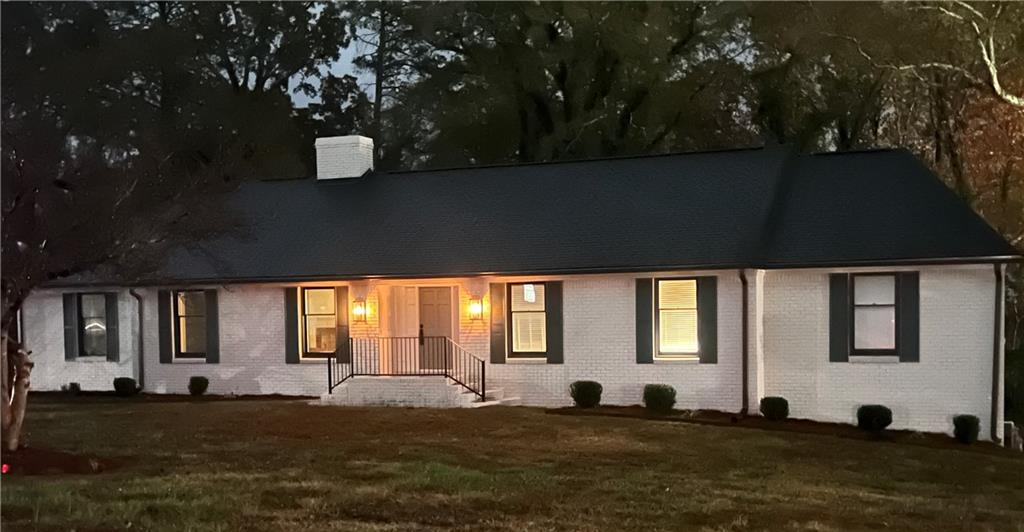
[328,336,486,400]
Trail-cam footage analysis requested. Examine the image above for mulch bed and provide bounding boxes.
[548,405,1016,456]
[3,447,120,476]
[29,391,314,403]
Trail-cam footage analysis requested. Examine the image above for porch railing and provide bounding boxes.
[328,336,486,400]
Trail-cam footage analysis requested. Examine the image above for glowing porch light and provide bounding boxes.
[352,300,367,322]
[468,298,483,321]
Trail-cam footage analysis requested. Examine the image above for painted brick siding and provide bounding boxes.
[484,272,743,410]
[762,266,1000,439]
[141,286,325,396]
[22,290,138,391]
[20,265,1002,439]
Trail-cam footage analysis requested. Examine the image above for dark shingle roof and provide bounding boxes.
[151,147,1018,282]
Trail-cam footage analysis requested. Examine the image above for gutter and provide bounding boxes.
[992,264,1004,443]
[740,270,750,416]
[41,255,1023,289]
[129,289,145,390]
[41,252,1024,286]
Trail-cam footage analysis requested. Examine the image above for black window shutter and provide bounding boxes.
[898,272,920,363]
[284,287,300,364]
[697,277,718,364]
[489,283,506,364]
[336,286,350,363]
[829,274,851,362]
[158,290,173,363]
[204,289,219,363]
[545,281,563,364]
[105,293,119,362]
[62,293,79,361]
[635,279,653,364]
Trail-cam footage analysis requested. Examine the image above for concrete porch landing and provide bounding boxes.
[317,376,519,408]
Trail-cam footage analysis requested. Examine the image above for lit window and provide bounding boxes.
[175,291,207,358]
[509,283,546,355]
[657,280,698,357]
[303,288,337,356]
[852,275,897,351]
[79,294,107,357]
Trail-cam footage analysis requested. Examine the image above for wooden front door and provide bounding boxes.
[418,287,452,370]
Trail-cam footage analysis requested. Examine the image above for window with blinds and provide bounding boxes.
[510,283,546,354]
[657,279,699,357]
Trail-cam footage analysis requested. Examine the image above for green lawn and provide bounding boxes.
[3,397,1023,531]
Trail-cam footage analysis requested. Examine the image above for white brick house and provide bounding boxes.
[21,136,1020,441]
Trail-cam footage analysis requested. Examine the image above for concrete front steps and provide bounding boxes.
[317,375,519,408]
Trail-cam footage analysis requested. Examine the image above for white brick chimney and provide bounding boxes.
[314,135,374,179]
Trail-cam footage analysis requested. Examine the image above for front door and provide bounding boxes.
[418,287,452,370]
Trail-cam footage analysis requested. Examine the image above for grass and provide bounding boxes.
[3,396,1024,531]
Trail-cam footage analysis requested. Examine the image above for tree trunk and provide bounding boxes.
[1,333,33,451]
[372,3,387,167]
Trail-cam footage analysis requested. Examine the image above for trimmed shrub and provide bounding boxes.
[759,396,789,421]
[953,414,980,444]
[569,380,603,408]
[643,384,676,414]
[188,376,209,397]
[113,377,139,397]
[62,382,81,396]
[857,404,893,434]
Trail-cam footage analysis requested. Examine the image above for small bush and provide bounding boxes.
[857,404,893,434]
[643,384,676,414]
[113,377,139,397]
[953,414,980,444]
[760,396,789,421]
[569,380,603,408]
[188,376,209,397]
[61,382,81,396]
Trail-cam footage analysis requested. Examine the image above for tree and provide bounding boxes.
[0,1,360,450]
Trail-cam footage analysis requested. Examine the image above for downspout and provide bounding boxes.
[129,289,145,390]
[991,265,1004,443]
[740,270,749,416]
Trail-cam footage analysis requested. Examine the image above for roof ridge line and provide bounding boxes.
[379,145,767,175]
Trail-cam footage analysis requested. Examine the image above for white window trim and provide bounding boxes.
[849,355,900,364]
[506,357,547,364]
[507,282,548,358]
[300,287,338,360]
[172,290,208,361]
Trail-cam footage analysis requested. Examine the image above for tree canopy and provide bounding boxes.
[2,0,1022,345]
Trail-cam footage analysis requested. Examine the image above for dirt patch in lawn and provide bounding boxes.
[3,447,121,476]
[549,405,1015,456]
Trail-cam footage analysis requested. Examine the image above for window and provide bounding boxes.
[78,294,107,357]
[852,275,897,353]
[656,279,698,358]
[174,291,207,358]
[509,283,546,356]
[302,288,336,357]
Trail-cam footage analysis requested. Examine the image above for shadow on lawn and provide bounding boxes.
[4,447,122,476]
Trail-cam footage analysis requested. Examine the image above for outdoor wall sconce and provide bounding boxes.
[468,297,483,321]
[352,299,368,322]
